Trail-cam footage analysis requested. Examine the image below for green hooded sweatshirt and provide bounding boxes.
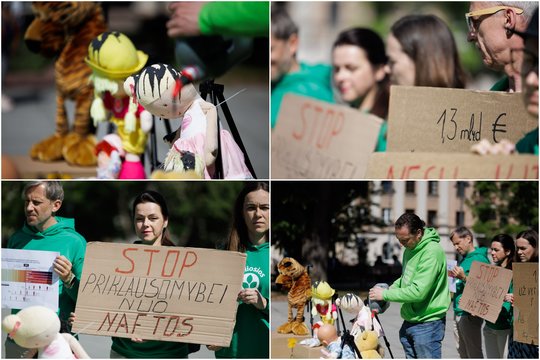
[454,247,490,316]
[383,228,450,323]
[7,217,86,324]
[216,241,269,358]
[199,1,269,37]
[271,62,335,128]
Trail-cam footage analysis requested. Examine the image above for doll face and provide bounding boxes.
[125,64,184,119]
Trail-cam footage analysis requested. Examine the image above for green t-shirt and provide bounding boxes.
[516,128,539,155]
[453,247,491,316]
[216,242,269,358]
[490,76,510,92]
[271,62,335,128]
[7,217,87,324]
[376,121,388,152]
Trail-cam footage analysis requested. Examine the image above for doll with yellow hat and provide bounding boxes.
[300,280,338,347]
[85,31,151,179]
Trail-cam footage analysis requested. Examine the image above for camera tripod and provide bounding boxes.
[199,79,257,179]
[146,80,257,179]
[337,306,362,359]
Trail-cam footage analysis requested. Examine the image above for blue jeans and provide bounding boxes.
[399,318,446,358]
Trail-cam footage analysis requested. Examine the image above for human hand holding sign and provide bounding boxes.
[238,288,267,310]
[53,255,73,283]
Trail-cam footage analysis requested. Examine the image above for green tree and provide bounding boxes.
[466,181,538,240]
[2,181,245,249]
[272,182,384,281]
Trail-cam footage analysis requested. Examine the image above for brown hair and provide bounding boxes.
[333,27,390,119]
[226,182,269,253]
[391,15,466,88]
[132,190,174,247]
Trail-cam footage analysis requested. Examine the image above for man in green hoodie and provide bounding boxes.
[5,181,87,358]
[271,7,335,129]
[369,213,450,359]
[448,226,490,359]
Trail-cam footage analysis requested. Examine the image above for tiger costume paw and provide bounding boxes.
[30,134,65,162]
[291,321,310,336]
[62,133,97,166]
[277,322,294,334]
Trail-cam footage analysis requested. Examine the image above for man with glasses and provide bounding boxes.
[512,8,538,155]
[466,1,538,92]
[369,213,450,359]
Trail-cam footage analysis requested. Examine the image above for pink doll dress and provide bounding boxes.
[164,99,253,179]
[39,333,75,359]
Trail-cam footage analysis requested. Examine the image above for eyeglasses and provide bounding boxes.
[465,6,524,34]
[511,48,539,76]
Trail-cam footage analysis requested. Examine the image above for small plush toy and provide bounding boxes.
[301,281,338,347]
[24,2,107,166]
[95,133,124,179]
[275,257,311,336]
[336,293,383,337]
[86,31,152,179]
[355,330,384,359]
[318,324,356,359]
[2,306,90,359]
[124,63,253,179]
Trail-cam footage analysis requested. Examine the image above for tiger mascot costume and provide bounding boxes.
[275,257,311,336]
[24,2,107,166]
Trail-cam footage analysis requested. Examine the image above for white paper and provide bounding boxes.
[447,260,458,293]
[2,248,60,311]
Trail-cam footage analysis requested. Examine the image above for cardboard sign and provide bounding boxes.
[365,153,538,179]
[513,263,538,345]
[387,86,537,153]
[272,94,382,179]
[72,242,246,346]
[459,262,512,323]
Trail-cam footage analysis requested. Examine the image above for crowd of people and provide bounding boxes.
[369,212,538,359]
[4,181,270,359]
[271,2,538,154]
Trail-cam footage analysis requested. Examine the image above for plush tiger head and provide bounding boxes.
[24,2,102,57]
[277,257,307,279]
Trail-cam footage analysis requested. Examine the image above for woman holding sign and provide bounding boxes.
[109,190,193,358]
[332,28,390,151]
[508,229,538,359]
[208,182,269,358]
[483,234,515,358]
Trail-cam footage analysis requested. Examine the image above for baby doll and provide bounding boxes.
[124,63,253,179]
[85,31,152,179]
[336,293,384,337]
[95,133,124,179]
[318,324,356,359]
[2,306,89,359]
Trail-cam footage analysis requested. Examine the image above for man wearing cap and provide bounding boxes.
[466,2,538,92]
[369,213,450,359]
[85,31,152,179]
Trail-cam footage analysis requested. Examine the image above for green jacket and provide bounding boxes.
[454,247,490,316]
[216,242,269,358]
[383,228,450,323]
[271,62,335,128]
[8,217,86,324]
[199,2,269,37]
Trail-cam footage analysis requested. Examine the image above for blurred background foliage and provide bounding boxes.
[2,181,246,249]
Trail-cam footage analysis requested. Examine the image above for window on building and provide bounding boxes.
[455,211,465,227]
[383,208,391,224]
[405,181,415,194]
[456,181,469,198]
[428,181,438,196]
[381,181,393,194]
[427,210,437,227]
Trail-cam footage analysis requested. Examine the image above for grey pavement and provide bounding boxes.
[2,66,269,179]
[271,296,468,359]
[1,307,214,358]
